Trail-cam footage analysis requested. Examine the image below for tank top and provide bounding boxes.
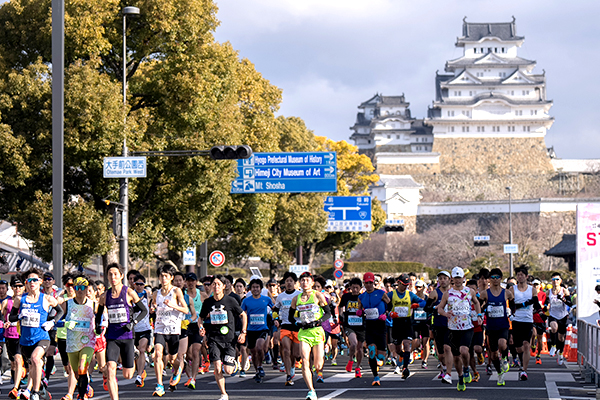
[275,290,300,327]
[391,289,412,318]
[65,298,96,352]
[296,292,323,325]
[186,289,203,323]
[485,288,509,330]
[359,289,387,321]
[56,292,71,340]
[447,287,473,331]
[548,287,568,319]
[133,291,152,333]
[20,293,50,346]
[155,287,182,335]
[4,298,18,339]
[513,285,534,323]
[433,288,448,327]
[105,286,132,340]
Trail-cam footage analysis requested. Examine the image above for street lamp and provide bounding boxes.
[119,6,140,279]
[506,186,513,277]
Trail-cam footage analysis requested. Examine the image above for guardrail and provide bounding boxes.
[578,320,600,385]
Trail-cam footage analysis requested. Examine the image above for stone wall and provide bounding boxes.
[378,163,441,175]
[432,137,554,175]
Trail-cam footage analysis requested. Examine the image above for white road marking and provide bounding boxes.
[546,381,562,400]
[544,372,575,382]
[320,389,348,400]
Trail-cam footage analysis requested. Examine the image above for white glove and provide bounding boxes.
[42,321,55,331]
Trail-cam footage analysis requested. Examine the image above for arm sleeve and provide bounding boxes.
[8,305,19,323]
[49,305,64,322]
[132,299,148,324]
[95,305,105,328]
[410,292,427,307]
[424,297,436,313]
[319,304,332,322]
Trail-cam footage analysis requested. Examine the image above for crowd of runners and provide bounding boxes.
[0,262,575,400]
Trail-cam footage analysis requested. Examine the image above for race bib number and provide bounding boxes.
[470,309,478,321]
[210,310,228,325]
[72,318,91,332]
[550,298,563,308]
[413,309,427,321]
[281,300,292,307]
[365,308,379,320]
[452,303,470,316]
[348,315,363,326]
[21,309,40,328]
[108,307,128,324]
[156,307,172,324]
[394,306,409,318]
[297,304,319,324]
[250,314,265,326]
[487,305,505,318]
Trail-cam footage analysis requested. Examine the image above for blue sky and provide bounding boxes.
[214,0,600,159]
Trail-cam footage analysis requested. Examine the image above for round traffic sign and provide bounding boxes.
[334,259,344,270]
[209,250,225,267]
[334,269,344,280]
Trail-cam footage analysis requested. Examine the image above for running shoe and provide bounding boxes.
[457,381,466,391]
[355,367,362,378]
[203,361,210,374]
[153,384,165,397]
[437,371,444,379]
[473,372,480,382]
[169,384,177,392]
[10,389,20,400]
[136,370,147,388]
[239,371,246,378]
[463,369,472,384]
[229,360,240,377]
[530,346,537,357]
[279,364,286,373]
[170,366,183,386]
[295,360,302,369]
[331,360,337,366]
[254,372,263,384]
[264,352,272,365]
[103,377,108,391]
[372,376,381,386]
[258,367,265,378]
[345,360,354,373]
[59,395,72,400]
[558,353,564,366]
[536,356,542,365]
[401,367,410,379]
[486,364,493,375]
[51,366,56,376]
[187,379,196,390]
[549,346,557,357]
[290,367,296,379]
[501,358,510,374]
[511,358,521,369]
[19,389,30,400]
[519,371,528,381]
[306,390,317,400]
[421,361,427,369]
[285,375,294,386]
[376,355,384,367]
[29,393,39,400]
[86,385,94,398]
[316,372,324,383]
[217,394,229,400]
[442,373,452,385]
[184,378,191,387]
[385,358,392,365]
[497,372,505,386]
[477,353,485,365]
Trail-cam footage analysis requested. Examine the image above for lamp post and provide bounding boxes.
[506,186,513,277]
[119,6,140,280]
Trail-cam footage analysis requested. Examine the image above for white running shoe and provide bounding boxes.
[557,353,564,366]
[442,373,452,384]
[549,346,557,357]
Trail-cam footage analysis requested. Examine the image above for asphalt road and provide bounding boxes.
[13,352,593,400]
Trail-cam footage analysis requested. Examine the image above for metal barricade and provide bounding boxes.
[578,320,600,385]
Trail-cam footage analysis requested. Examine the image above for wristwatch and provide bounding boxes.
[241,330,247,334]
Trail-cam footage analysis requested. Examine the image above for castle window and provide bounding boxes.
[495,48,498,53]
[474,48,477,54]
[488,48,492,53]
[523,126,530,132]
[449,127,454,132]
[453,91,461,96]
[515,110,522,116]
[502,47,505,53]
[510,91,514,96]
[469,91,473,96]
[396,135,400,139]
[522,90,530,96]
[368,140,371,144]
[447,111,455,117]
[531,110,537,115]
[508,126,515,132]
[387,135,391,139]
[481,48,484,53]
[477,126,485,132]
[462,110,470,117]
[369,109,373,115]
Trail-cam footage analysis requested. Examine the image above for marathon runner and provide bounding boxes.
[198,274,247,400]
[96,263,148,400]
[41,272,59,384]
[427,270,452,383]
[509,265,540,380]
[339,277,365,378]
[466,279,483,382]
[272,272,301,386]
[411,279,430,369]
[358,272,390,386]
[288,272,330,400]
[151,266,189,396]
[546,272,571,365]
[2,277,24,399]
[479,268,513,386]
[183,273,208,390]
[132,273,152,388]
[9,268,64,400]
[389,274,426,379]
[437,267,482,392]
[531,278,547,364]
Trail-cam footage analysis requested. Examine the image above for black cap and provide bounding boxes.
[43,272,54,279]
[185,272,198,281]
[267,278,277,285]
[397,274,410,285]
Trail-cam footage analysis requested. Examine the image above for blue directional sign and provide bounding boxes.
[103,157,147,178]
[324,196,372,232]
[231,152,337,194]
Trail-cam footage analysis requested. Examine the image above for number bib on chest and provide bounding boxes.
[413,309,427,321]
[347,315,363,326]
[250,314,265,326]
[21,309,41,328]
[297,303,319,324]
[365,308,379,320]
[108,306,128,324]
[452,303,471,316]
[210,310,228,325]
[487,305,504,318]
[72,318,91,332]
[394,306,409,318]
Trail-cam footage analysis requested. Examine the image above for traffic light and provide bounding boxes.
[209,145,253,160]
[384,225,404,232]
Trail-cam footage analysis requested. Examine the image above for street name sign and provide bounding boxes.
[103,157,147,178]
[183,247,196,266]
[231,152,337,193]
[325,196,372,232]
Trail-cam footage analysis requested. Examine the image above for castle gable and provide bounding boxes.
[448,70,481,85]
[503,70,536,84]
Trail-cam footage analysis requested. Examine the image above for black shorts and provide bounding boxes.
[487,328,509,352]
[134,330,152,347]
[449,329,473,357]
[533,322,546,336]
[392,318,414,343]
[433,325,451,355]
[208,339,237,366]
[57,338,69,366]
[246,330,269,350]
[21,340,50,363]
[470,330,484,349]
[343,327,366,343]
[106,339,135,369]
[154,334,180,356]
[6,337,20,361]
[511,321,533,347]
[187,324,203,345]
[548,316,568,335]
[48,330,57,347]
[413,322,430,340]
[365,320,387,351]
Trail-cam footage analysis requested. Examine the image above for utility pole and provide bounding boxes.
[506,186,513,277]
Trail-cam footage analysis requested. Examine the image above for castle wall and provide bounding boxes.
[378,163,440,175]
